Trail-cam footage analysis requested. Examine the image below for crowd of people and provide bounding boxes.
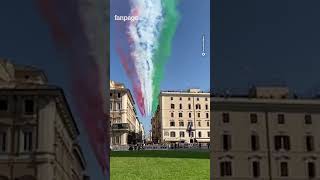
[112,142,211,151]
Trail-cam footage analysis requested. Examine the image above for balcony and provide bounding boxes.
[112,123,129,131]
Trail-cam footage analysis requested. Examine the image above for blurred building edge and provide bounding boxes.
[110,80,145,147]
[211,86,320,180]
[0,59,90,180]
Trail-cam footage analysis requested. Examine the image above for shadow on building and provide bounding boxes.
[0,59,90,180]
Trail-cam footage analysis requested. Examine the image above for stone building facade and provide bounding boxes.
[211,87,320,180]
[152,89,210,144]
[0,59,88,180]
[110,80,144,146]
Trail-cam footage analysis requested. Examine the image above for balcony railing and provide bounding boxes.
[112,123,129,131]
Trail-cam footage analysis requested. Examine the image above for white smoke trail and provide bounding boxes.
[128,0,164,115]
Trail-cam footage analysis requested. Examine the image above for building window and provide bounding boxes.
[251,135,260,151]
[275,135,290,151]
[222,134,232,151]
[280,162,288,177]
[187,122,193,129]
[179,104,182,109]
[117,103,121,110]
[110,103,113,111]
[180,131,185,137]
[0,99,8,111]
[197,98,199,101]
[171,113,174,118]
[171,104,175,109]
[207,121,210,127]
[23,131,33,152]
[198,113,200,118]
[116,136,121,144]
[198,131,202,138]
[188,97,191,101]
[222,113,230,123]
[117,93,121,98]
[196,104,201,109]
[307,162,316,178]
[24,99,34,115]
[207,131,210,137]
[170,121,175,127]
[110,93,113,96]
[278,114,285,124]
[189,113,191,118]
[170,132,176,137]
[179,97,182,101]
[179,121,184,127]
[220,161,232,177]
[188,104,191,109]
[252,161,260,178]
[198,121,201,127]
[206,113,209,118]
[191,132,194,137]
[205,104,208,110]
[171,97,173,100]
[0,131,6,152]
[205,97,208,101]
[164,132,169,136]
[112,136,121,145]
[306,135,314,152]
[179,113,183,118]
[305,114,312,124]
[250,113,258,124]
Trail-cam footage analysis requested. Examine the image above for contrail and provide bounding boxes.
[127,0,164,116]
[119,0,179,116]
[151,0,180,113]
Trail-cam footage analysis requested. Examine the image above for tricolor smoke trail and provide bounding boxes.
[151,0,180,113]
[116,0,180,116]
[35,0,109,176]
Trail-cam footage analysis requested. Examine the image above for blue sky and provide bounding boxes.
[110,0,211,132]
[213,0,320,96]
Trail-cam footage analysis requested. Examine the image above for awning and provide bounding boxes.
[196,139,210,143]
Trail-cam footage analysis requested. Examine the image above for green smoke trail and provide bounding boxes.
[152,0,180,113]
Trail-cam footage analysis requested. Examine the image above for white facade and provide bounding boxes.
[152,89,210,144]
[110,80,144,146]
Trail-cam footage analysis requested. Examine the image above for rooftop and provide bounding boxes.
[0,58,48,84]
[161,89,210,95]
[212,86,320,101]
[0,59,80,138]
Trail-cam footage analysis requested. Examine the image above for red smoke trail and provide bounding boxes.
[114,11,146,116]
[116,46,145,116]
[35,0,108,175]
